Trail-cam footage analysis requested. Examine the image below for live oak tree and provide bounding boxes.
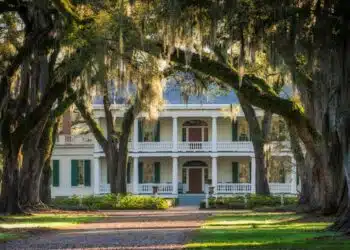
[0,0,94,213]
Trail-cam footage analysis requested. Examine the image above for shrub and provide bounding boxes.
[116,195,169,210]
[247,194,281,208]
[52,195,81,207]
[206,194,298,209]
[52,194,170,210]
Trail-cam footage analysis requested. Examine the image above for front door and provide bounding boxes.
[188,168,203,193]
[188,128,202,141]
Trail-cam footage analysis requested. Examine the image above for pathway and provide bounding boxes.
[2,207,215,250]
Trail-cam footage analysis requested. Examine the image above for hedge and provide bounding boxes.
[202,194,298,209]
[52,194,172,210]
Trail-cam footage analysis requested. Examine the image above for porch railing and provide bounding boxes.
[138,183,173,194]
[216,142,254,152]
[269,183,292,194]
[99,183,132,194]
[216,183,252,194]
[178,142,212,152]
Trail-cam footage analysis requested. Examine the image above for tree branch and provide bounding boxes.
[73,88,107,150]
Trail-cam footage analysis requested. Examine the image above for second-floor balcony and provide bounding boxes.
[133,141,254,152]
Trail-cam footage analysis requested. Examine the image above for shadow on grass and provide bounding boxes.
[186,212,350,250]
[0,214,104,225]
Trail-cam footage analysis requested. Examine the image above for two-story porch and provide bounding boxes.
[96,155,297,196]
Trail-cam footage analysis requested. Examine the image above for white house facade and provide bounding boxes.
[51,103,299,200]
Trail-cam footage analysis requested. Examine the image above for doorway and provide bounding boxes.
[188,168,203,193]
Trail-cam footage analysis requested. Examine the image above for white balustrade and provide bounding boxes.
[138,183,173,194]
[57,134,94,145]
[217,141,254,152]
[99,183,110,194]
[137,142,173,152]
[99,183,133,194]
[177,142,212,152]
[216,183,252,194]
[269,183,292,194]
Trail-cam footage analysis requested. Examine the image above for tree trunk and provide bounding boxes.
[238,94,270,194]
[40,161,52,204]
[0,142,22,214]
[19,119,48,208]
[288,123,312,206]
[106,145,118,194]
[40,119,59,204]
[116,105,136,194]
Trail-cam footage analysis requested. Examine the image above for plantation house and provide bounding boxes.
[51,85,299,200]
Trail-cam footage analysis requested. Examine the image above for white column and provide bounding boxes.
[211,156,217,193]
[172,116,178,152]
[133,157,139,194]
[212,116,217,152]
[93,157,100,195]
[291,157,297,194]
[133,118,138,152]
[251,156,256,193]
[172,156,178,195]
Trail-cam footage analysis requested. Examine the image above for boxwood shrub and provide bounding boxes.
[203,194,298,209]
[52,194,171,210]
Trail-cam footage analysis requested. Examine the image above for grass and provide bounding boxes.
[0,212,105,242]
[186,212,350,249]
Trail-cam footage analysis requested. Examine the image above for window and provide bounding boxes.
[71,160,91,187]
[182,168,187,183]
[238,162,250,183]
[268,156,291,183]
[143,163,154,183]
[204,168,210,184]
[77,160,85,185]
[238,120,249,141]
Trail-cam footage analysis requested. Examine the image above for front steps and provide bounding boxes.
[178,194,205,206]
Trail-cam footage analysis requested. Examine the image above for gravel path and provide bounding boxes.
[1,207,214,250]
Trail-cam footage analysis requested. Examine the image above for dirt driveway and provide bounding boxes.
[2,207,215,250]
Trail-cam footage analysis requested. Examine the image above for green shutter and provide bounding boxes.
[182,128,186,141]
[84,160,91,186]
[296,167,299,185]
[155,120,160,142]
[280,167,286,183]
[127,162,131,184]
[249,161,252,183]
[52,160,59,187]
[154,162,160,183]
[138,162,143,183]
[232,120,238,141]
[107,166,110,184]
[71,160,78,186]
[232,162,239,183]
[138,119,143,142]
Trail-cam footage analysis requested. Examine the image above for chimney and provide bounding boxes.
[61,109,72,135]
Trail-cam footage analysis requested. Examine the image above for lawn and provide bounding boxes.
[0,212,105,242]
[186,212,350,249]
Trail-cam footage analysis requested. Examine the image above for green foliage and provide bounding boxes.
[51,194,171,210]
[207,194,298,209]
[116,195,169,210]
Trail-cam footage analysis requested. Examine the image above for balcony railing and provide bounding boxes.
[178,142,212,152]
[269,183,292,194]
[95,141,255,153]
[137,142,173,152]
[56,134,94,145]
[217,183,252,194]
[217,142,253,152]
